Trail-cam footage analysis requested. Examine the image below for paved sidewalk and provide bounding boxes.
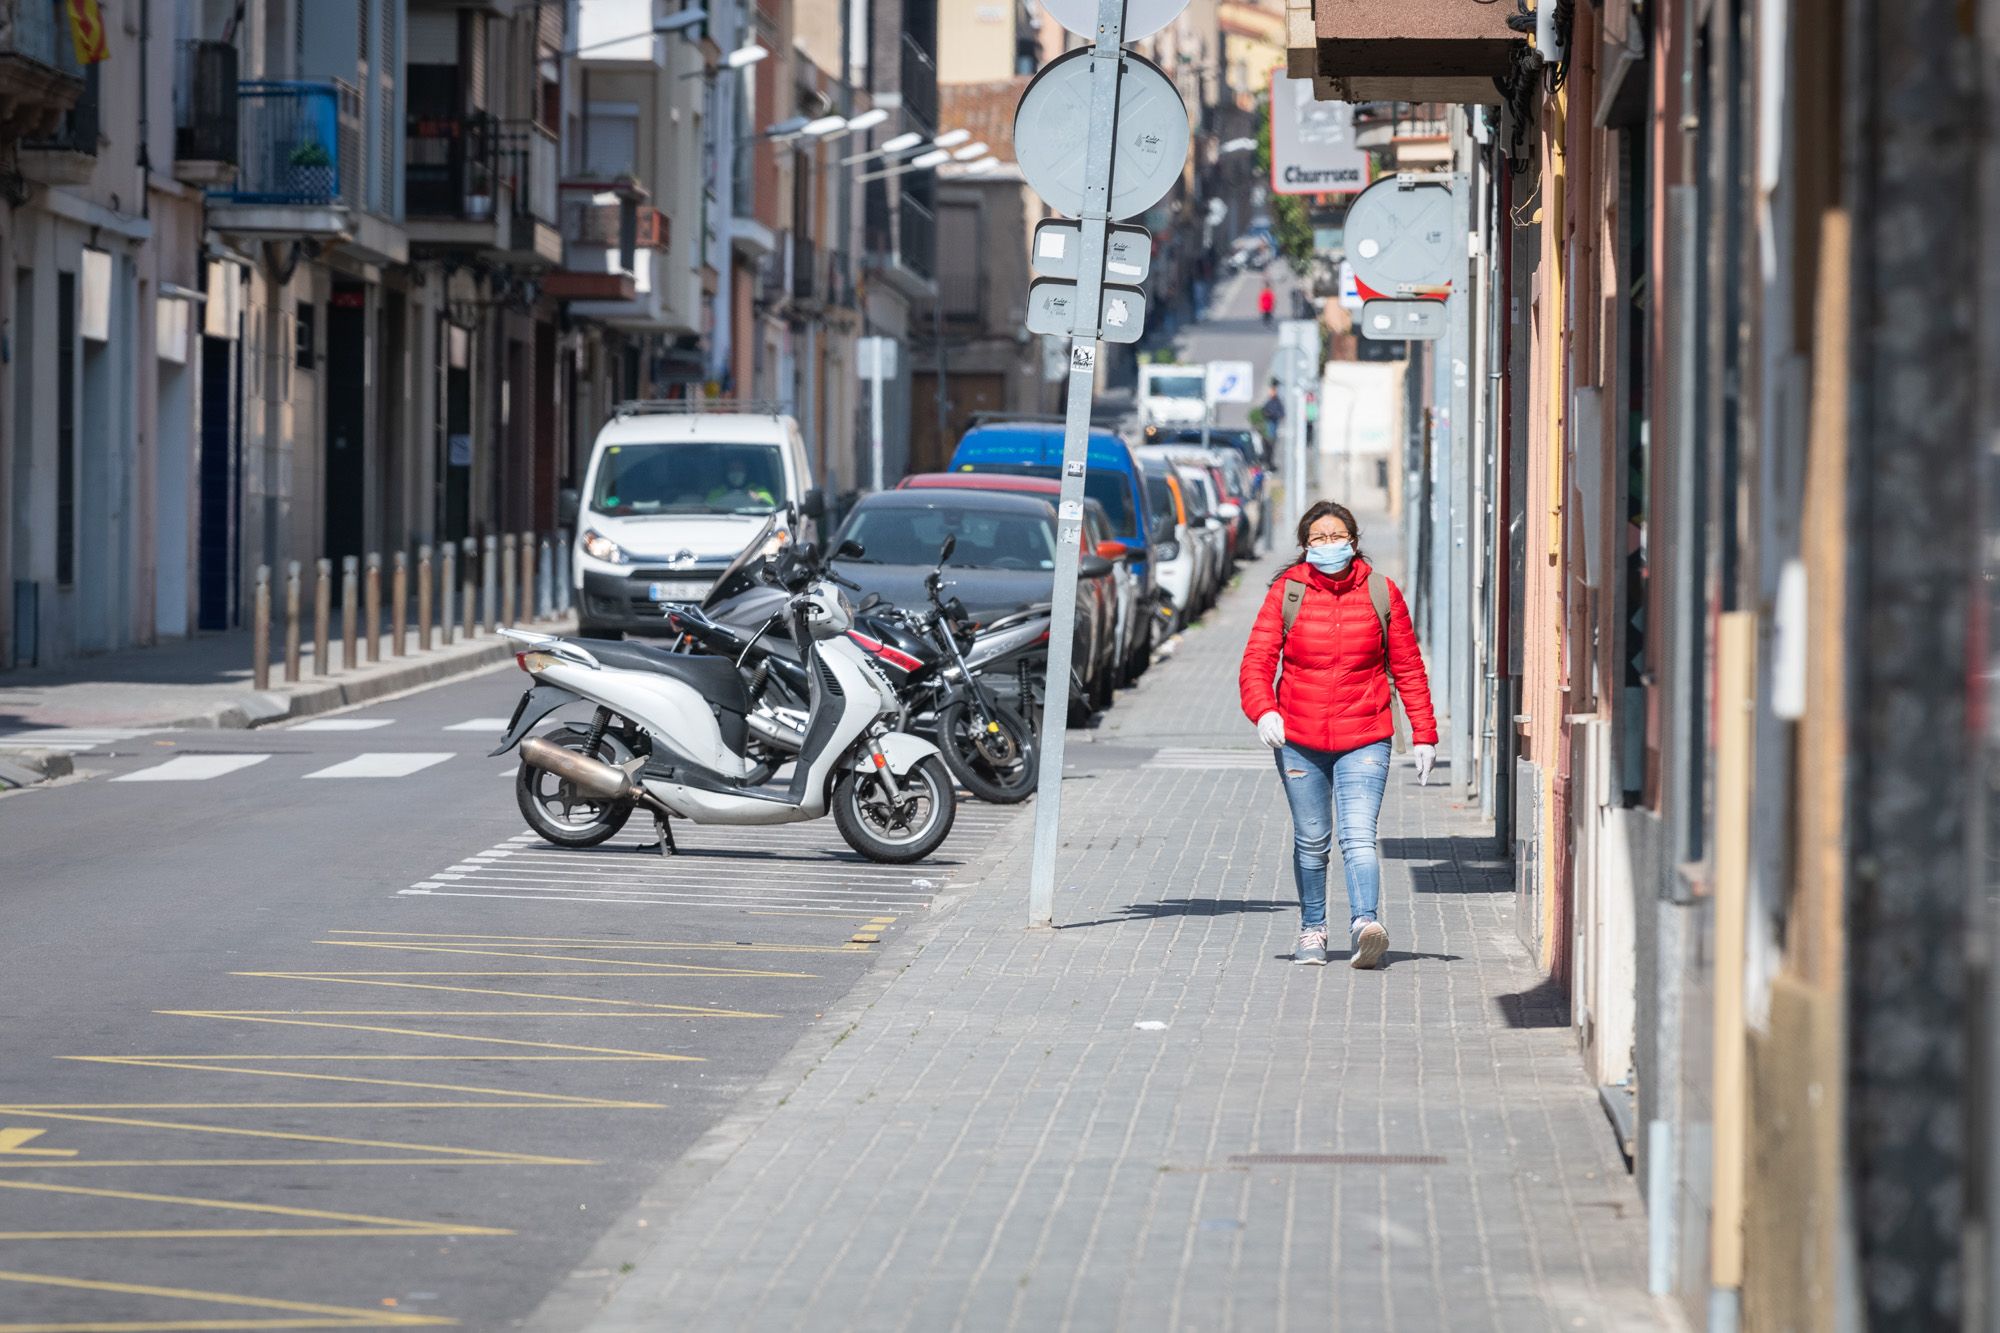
[0,617,570,737]
[532,552,1663,1332]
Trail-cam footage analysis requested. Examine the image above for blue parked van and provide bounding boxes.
[947,420,1158,681]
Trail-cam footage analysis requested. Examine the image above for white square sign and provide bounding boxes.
[1206,360,1255,403]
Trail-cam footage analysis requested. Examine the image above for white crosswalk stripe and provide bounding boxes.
[1147,747,1272,770]
[444,717,513,732]
[399,804,1021,915]
[113,754,272,783]
[290,717,396,732]
[303,752,456,779]
[0,727,154,754]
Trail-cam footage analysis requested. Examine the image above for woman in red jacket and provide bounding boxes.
[1239,501,1438,967]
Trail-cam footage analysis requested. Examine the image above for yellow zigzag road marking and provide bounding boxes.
[0,1179,511,1241]
[232,972,784,1013]
[148,1012,702,1059]
[312,942,825,973]
[0,1266,453,1329]
[0,1108,592,1165]
[323,929,860,953]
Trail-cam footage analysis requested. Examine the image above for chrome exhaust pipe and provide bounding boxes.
[745,708,806,752]
[519,736,637,801]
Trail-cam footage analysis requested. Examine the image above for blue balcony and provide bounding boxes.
[214,80,346,205]
[206,80,363,243]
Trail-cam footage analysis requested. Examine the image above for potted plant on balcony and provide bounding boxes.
[285,138,333,199]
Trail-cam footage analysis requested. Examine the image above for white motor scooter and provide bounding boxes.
[493,541,957,864]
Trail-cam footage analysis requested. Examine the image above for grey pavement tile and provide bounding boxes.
[563,553,1665,1333]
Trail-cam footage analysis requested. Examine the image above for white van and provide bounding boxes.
[1137,363,1209,430]
[563,402,820,638]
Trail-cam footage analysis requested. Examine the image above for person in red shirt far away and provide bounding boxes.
[1258,282,1276,325]
[1238,500,1438,968]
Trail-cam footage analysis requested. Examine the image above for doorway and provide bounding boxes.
[324,282,367,565]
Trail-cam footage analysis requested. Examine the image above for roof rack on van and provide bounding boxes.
[611,398,788,418]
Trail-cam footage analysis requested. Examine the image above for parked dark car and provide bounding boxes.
[896,472,1147,693]
[829,490,1122,716]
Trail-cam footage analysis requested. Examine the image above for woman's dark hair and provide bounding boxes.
[1271,500,1364,583]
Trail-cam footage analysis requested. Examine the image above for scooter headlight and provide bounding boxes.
[581,528,628,564]
[758,528,791,559]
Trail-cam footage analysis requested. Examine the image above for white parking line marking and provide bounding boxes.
[112,754,273,783]
[446,717,514,732]
[303,752,455,779]
[291,717,397,732]
[0,728,153,753]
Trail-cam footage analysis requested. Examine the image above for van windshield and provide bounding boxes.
[1145,374,1205,400]
[590,442,787,516]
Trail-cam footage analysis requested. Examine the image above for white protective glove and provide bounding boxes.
[1256,711,1287,749]
[1413,743,1437,786]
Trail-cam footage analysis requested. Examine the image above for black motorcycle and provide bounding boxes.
[668,532,1040,804]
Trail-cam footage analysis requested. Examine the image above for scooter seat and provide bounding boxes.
[567,638,751,717]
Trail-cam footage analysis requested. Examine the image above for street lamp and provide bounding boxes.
[725,42,768,68]
[909,148,951,168]
[932,129,971,149]
[950,141,989,161]
[845,107,889,132]
[802,114,849,137]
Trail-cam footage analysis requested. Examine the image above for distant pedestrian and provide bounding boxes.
[1259,379,1286,463]
[1238,501,1438,968]
[1258,282,1275,326]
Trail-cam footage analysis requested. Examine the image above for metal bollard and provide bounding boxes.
[283,561,302,684]
[482,535,498,634]
[392,552,408,657]
[537,537,553,619]
[252,565,272,691]
[418,546,434,653]
[341,556,359,671]
[519,532,535,623]
[440,542,457,645]
[313,558,331,676]
[364,553,383,664]
[463,538,480,636]
[555,532,571,614]
[501,533,518,627]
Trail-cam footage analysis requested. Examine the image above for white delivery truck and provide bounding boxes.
[1136,363,1209,431]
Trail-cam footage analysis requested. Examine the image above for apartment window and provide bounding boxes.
[296,302,316,369]
[56,271,75,587]
[583,102,639,176]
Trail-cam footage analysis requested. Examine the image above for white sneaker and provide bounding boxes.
[1350,919,1388,970]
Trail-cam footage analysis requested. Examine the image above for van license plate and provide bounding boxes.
[647,580,709,602]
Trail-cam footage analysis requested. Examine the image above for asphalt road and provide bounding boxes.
[0,661,1018,1329]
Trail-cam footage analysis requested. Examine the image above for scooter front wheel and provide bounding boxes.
[832,756,957,864]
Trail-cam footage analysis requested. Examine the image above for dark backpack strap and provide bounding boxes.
[1367,572,1390,654]
[1280,581,1306,646]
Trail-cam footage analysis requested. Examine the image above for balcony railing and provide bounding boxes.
[174,40,238,165]
[825,248,856,307]
[218,81,350,206]
[2,0,80,75]
[21,61,96,157]
[791,234,818,302]
[406,117,558,226]
[898,191,935,282]
[899,34,938,132]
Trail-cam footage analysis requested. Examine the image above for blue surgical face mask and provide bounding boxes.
[1305,541,1354,574]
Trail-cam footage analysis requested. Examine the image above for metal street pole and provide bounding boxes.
[1027,0,1128,928]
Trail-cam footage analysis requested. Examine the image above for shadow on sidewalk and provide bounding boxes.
[1057,896,1296,928]
[1265,949,1466,968]
[1380,834,1506,863]
[1496,976,1571,1028]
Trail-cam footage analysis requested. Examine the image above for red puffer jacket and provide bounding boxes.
[1238,558,1438,753]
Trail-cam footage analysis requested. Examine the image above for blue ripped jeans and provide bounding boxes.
[1274,740,1390,931]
